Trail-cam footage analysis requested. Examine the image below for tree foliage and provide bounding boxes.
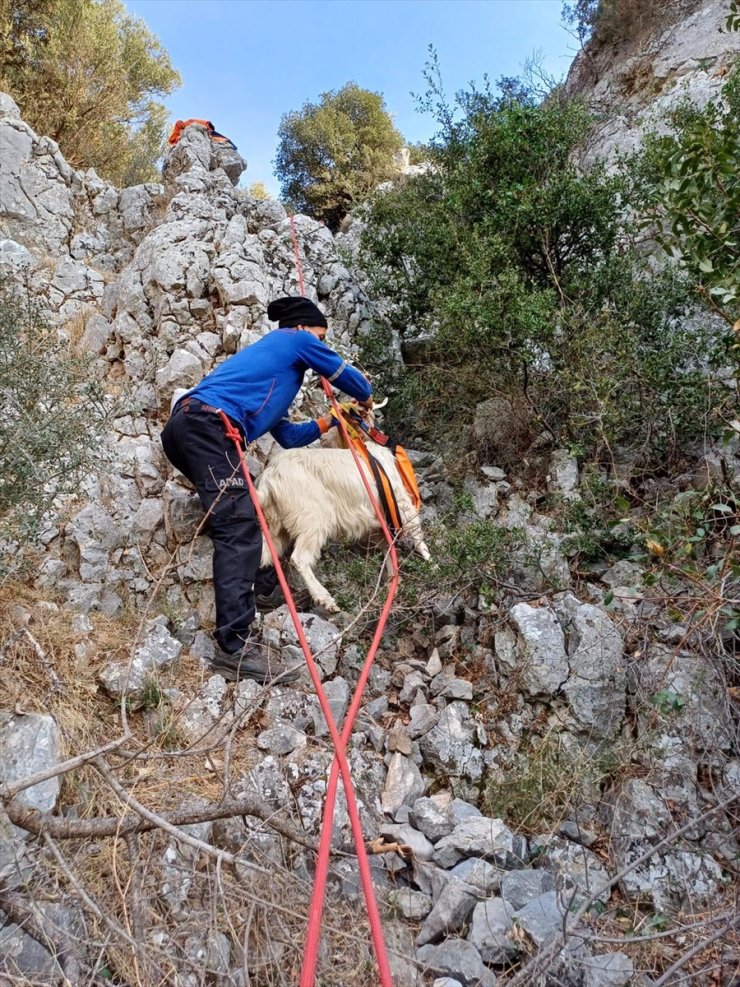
[0,0,180,186]
[361,60,729,470]
[561,0,702,49]
[636,60,739,343]
[274,82,404,230]
[0,283,110,568]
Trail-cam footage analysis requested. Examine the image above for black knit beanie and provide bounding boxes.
[267,296,328,329]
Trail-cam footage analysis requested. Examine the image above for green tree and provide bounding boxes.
[274,82,404,230]
[0,0,180,186]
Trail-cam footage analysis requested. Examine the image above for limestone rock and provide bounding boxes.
[382,753,426,815]
[433,817,528,870]
[417,939,497,987]
[0,712,60,812]
[419,702,484,782]
[467,897,518,964]
[509,603,568,697]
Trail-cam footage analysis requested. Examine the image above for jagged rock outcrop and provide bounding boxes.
[564,0,740,168]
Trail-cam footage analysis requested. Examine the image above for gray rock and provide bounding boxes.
[419,702,484,782]
[312,676,350,737]
[601,560,644,590]
[547,448,580,501]
[380,822,435,860]
[500,869,555,911]
[0,902,80,980]
[385,920,425,987]
[467,897,518,964]
[382,753,426,815]
[399,669,426,703]
[0,712,61,812]
[256,722,307,756]
[177,674,230,744]
[449,858,503,895]
[97,623,183,699]
[410,796,455,842]
[509,603,569,697]
[262,609,341,679]
[462,475,499,519]
[584,951,634,987]
[407,703,439,739]
[449,799,482,824]
[417,939,497,987]
[386,887,434,920]
[430,667,474,701]
[534,834,611,906]
[556,595,626,739]
[155,348,203,409]
[417,876,479,945]
[433,980,464,987]
[608,778,724,909]
[633,643,733,755]
[434,817,528,870]
[512,890,565,947]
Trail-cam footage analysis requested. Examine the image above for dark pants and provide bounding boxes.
[161,400,272,655]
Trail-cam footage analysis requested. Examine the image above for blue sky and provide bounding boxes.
[126,0,578,194]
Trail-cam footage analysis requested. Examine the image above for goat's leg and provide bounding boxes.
[402,508,431,561]
[290,532,340,612]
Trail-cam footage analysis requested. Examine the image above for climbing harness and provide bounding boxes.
[334,401,423,521]
[333,403,404,537]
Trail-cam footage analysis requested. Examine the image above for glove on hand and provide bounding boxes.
[316,414,338,434]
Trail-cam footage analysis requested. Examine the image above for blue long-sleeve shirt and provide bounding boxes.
[185,328,372,447]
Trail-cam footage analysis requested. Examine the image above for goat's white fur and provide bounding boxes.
[256,435,430,611]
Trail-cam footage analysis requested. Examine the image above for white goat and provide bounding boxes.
[256,435,430,612]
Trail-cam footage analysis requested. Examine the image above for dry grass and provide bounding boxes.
[0,581,407,987]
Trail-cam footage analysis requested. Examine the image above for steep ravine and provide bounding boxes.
[0,6,739,980]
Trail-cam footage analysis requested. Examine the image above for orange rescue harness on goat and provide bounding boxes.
[334,404,422,535]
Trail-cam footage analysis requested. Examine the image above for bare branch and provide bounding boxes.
[0,733,131,800]
[8,792,317,850]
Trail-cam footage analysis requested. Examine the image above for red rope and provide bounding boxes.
[217,410,396,987]
[265,215,396,984]
[289,214,306,296]
[300,381,399,987]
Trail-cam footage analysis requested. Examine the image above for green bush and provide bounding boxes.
[0,285,110,568]
[360,64,728,471]
[634,61,740,338]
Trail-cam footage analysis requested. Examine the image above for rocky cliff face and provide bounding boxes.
[0,13,738,983]
[565,0,740,168]
[0,92,373,624]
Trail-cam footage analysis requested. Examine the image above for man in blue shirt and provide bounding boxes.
[161,296,373,682]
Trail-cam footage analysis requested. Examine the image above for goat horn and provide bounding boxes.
[372,397,388,410]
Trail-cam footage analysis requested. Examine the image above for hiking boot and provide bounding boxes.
[256,584,313,612]
[209,643,299,684]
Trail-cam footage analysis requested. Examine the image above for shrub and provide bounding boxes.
[0,284,110,569]
[360,66,721,472]
[634,61,740,340]
[561,0,703,50]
